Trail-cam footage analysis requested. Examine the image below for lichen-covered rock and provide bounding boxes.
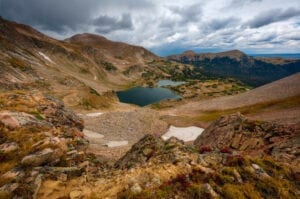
[202,183,219,198]
[0,168,25,186]
[0,142,19,155]
[21,148,54,166]
[130,183,142,194]
[0,111,51,129]
[37,95,84,131]
[69,189,83,199]
[32,137,68,152]
[115,135,165,169]
[194,113,298,163]
[0,183,19,198]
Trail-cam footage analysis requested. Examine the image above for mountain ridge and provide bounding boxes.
[167,49,300,86]
[0,17,190,110]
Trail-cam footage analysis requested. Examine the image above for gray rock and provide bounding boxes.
[0,111,51,129]
[0,183,19,198]
[33,174,43,199]
[21,148,54,166]
[130,183,142,194]
[0,142,19,155]
[202,183,218,198]
[0,169,25,186]
[43,167,84,178]
[69,189,83,199]
[232,169,243,183]
[251,163,270,178]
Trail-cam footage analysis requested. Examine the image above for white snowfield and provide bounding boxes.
[85,112,104,117]
[105,141,128,148]
[162,125,204,142]
[38,52,55,64]
[83,129,104,139]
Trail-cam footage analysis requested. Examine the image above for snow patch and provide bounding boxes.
[86,112,103,117]
[83,129,104,139]
[105,141,128,148]
[162,125,204,142]
[38,52,55,64]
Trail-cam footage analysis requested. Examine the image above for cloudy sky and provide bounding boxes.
[1,0,300,56]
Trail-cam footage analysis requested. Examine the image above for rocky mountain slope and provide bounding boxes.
[167,50,300,86]
[35,114,298,198]
[0,83,299,198]
[0,91,89,198]
[170,73,300,124]
[0,17,191,110]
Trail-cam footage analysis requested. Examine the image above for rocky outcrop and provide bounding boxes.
[194,113,299,164]
[0,91,89,198]
[115,134,202,170]
[37,95,84,131]
[116,133,298,199]
[115,135,165,169]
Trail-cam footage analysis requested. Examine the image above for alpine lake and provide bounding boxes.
[117,80,185,106]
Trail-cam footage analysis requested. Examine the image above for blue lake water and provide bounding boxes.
[250,54,300,59]
[157,79,186,87]
[117,86,181,106]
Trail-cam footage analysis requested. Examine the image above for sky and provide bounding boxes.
[0,0,300,56]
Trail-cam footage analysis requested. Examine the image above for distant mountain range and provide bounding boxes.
[167,50,300,86]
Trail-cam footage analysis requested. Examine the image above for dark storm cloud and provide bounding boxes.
[247,7,300,28]
[255,34,277,42]
[0,0,151,33]
[0,0,100,32]
[168,3,202,24]
[94,14,133,34]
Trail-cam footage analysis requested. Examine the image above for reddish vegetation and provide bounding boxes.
[220,147,232,154]
[225,155,247,167]
[198,145,213,154]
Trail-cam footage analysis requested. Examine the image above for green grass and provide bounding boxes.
[102,61,117,71]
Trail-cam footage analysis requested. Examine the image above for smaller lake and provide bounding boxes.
[117,87,181,106]
[157,79,186,87]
